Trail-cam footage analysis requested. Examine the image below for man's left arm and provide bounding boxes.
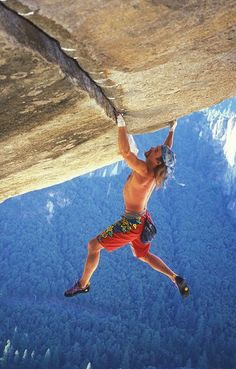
[164,120,177,149]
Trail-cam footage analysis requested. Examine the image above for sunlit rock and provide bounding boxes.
[0,0,235,202]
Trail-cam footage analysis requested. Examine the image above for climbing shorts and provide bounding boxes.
[96,210,154,258]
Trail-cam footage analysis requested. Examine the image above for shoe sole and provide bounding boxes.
[64,285,90,297]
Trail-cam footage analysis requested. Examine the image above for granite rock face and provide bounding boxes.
[0,0,235,202]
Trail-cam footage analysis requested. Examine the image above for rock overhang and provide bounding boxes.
[0,0,235,202]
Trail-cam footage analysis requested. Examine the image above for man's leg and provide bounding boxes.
[139,252,176,283]
[64,238,105,297]
[79,238,104,288]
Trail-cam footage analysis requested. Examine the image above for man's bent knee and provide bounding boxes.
[139,251,150,263]
[88,238,104,253]
[139,253,150,262]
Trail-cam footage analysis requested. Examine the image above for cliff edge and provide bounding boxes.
[0,0,235,202]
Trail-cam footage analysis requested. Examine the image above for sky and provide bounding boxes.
[0,97,235,369]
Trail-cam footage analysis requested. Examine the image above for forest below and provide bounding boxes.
[0,104,235,369]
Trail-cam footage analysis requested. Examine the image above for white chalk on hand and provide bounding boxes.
[117,114,126,127]
[169,120,177,132]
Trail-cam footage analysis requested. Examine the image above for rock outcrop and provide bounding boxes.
[0,0,235,202]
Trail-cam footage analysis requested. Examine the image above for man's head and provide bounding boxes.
[144,145,163,167]
[161,145,176,169]
[145,144,175,167]
[145,144,176,186]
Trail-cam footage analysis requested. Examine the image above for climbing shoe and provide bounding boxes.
[175,276,190,298]
[64,280,90,297]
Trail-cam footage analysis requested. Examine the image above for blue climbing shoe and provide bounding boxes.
[64,280,90,297]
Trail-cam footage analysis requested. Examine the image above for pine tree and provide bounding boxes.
[43,348,51,369]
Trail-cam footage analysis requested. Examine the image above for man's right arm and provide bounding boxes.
[117,114,148,177]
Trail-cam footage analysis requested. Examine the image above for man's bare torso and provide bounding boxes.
[123,170,156,213]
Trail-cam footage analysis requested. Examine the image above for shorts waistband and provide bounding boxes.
[123,209,147,219]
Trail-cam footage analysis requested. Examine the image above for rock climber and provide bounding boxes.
[64,114,189,298]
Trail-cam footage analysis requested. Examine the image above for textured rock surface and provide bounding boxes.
[0,0,236,202]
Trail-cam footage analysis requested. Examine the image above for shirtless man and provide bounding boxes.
[64,114,189,298]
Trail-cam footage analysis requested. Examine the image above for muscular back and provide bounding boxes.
[123,171,156,212]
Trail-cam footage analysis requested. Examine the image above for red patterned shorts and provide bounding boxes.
[96,210,152,258]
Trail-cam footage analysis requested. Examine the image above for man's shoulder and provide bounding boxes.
[133,167,154,181]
